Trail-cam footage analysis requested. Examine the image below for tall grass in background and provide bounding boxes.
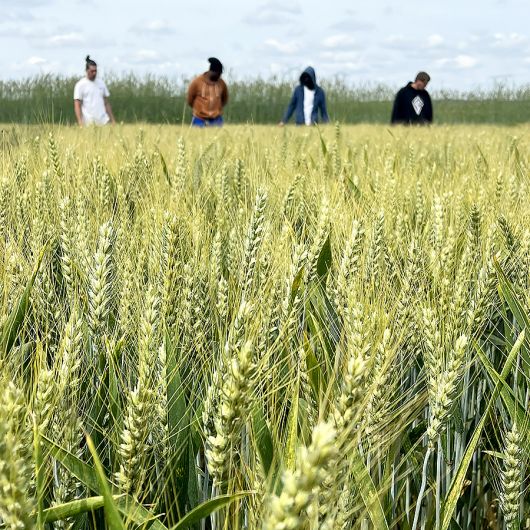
[0,74,529,124]
[1,123,530,529]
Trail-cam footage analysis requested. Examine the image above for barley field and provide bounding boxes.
[1,123,530,530]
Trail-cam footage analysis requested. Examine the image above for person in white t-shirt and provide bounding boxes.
[74,56,115,127]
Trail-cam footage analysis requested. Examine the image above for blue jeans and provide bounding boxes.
[191,115,224,127]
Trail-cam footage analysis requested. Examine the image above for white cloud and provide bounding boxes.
[437,54,479,69]
[427,34,444,47]
[0,24,20,38]
[0,0,529,89]
[5,10,36,22]
[383,34,415,49]
[329,17,374,32]
[2,0,47,5]
[244,1,301,26]
[268,62,284,74]
[384,34,405,44]
[322,34,356,49]
[264,38,300,55]
[148,61,181,72]
[319,60,365,73]
[492,32,527,49]
[47,32,85,46]
[16,25,98,50]
[133,19,174,35]
[320,50,361,62]
[455,55,478,68]
[27,56,46,65]
[20,56,63,74]
[130,49,161,64]
[456,34,482,51]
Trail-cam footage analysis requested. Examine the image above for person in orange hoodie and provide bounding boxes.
[187,58,229,127]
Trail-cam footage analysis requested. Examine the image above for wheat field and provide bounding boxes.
[1,76,530,124]
[1,123,530,530]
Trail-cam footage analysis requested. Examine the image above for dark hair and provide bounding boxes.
[208,57,223,74]
[415,71,430,83]
[85,55,97,70]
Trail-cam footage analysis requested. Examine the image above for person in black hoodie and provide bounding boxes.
[391,72,433,125]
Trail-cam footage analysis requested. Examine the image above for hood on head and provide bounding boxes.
[302,66,316,86]
[304,66,316,84]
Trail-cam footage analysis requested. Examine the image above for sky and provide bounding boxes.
[0,0,529,91]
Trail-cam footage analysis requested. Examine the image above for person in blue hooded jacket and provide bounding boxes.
[279,67,330,126]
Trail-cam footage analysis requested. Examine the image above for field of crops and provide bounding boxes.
[1,75,530,124]
[1,123,530,530]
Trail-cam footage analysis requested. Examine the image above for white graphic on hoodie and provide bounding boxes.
[412,96,424,116]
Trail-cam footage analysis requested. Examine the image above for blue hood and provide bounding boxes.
[301,66,317,86]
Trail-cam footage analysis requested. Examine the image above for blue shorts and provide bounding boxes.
[191,115,224,127]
